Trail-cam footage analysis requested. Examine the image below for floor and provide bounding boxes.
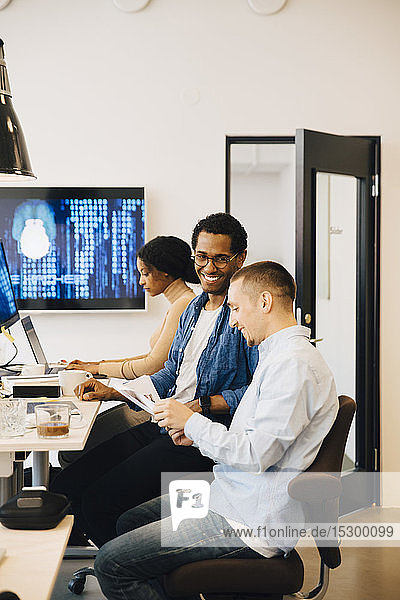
[51,558,104,600]
[299,507,400,600]
[52,507,400,600]
[300,545,400,600]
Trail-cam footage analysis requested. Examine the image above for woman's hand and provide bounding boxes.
[67,359,100,375]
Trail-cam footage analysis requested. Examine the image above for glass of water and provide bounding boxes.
[0,399,26,437]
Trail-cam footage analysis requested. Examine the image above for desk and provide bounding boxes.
[0,515,73,600]
[0,399,100,503]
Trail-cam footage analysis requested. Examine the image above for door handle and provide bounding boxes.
[310,338,324,344]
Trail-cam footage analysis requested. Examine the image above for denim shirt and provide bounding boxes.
[150,292,259,426]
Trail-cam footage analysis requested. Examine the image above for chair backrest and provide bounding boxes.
[305,395,356,568]
[307,395,356,475]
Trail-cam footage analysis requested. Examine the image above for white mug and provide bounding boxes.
[21,363,46,376]
[58,370,92,397]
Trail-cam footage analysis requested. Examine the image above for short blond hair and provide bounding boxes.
[231,261,296,305]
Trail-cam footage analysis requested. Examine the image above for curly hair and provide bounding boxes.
[137,236,198,284]
[191,213,247,254]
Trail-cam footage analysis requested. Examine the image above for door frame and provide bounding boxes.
[225,132,381,505]
[296,129,380,480]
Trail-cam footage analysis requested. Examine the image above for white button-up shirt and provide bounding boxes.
[185,325,338,554]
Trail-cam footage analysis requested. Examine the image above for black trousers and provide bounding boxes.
[51,420,214,548]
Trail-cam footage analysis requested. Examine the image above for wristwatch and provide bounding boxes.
[199,395,212,417]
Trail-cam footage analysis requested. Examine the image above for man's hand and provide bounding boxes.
[67,359,100,375]
[185,399,202,413]
[74,378,124,402]
[154,398,194,431]
[168,428,193,446]
[184,396,230,415]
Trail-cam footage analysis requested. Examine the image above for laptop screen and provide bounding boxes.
[21,315,50,373]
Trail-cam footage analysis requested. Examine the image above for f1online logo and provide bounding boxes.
[169,480,210,531]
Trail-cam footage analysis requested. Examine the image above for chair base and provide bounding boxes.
[68,567,95,595]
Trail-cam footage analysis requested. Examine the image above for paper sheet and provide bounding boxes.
[112,375,160,415]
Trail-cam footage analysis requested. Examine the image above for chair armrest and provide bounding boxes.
[288,472,342,503]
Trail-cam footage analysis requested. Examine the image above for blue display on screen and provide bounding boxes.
[0,240,19,328]
[0,188,145,310]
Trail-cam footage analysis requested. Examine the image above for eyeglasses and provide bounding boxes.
[191,253,239,270]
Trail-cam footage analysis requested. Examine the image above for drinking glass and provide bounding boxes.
[0,399,26,437]
[35,403,70,439]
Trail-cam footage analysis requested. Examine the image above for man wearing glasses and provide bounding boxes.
[52,213,259,547]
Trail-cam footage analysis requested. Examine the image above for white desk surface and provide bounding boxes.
[0,515,73,600]
[0,398,100,452]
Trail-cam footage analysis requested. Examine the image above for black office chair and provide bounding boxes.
[68,395,355,598]
[163,395,356,600]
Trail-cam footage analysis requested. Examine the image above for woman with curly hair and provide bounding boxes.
[66,236,198,379]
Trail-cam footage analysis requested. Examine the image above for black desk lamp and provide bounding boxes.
[0,38,35,180]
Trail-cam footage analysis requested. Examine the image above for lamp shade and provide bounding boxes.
[0,39,35,180]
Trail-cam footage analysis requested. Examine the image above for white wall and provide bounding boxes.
[1,0,400,503]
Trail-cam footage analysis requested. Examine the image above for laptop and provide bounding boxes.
[20,315,108,379]
[21,315,65,375]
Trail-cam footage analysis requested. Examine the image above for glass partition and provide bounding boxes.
[229,142,295,273]
[316,173,357,470]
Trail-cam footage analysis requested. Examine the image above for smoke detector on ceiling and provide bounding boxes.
[247,0,288,15]
[113,0,151,12]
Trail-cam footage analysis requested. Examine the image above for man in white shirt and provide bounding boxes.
[94,261,338,600]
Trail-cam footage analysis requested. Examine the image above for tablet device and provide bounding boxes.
[25,399,80,415]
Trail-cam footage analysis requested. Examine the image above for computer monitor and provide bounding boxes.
[0,187,145,310]
[0,239,19,329]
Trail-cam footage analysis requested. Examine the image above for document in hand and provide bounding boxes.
[112,375,160,416]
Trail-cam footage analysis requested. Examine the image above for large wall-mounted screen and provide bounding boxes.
[0,187,145,310]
